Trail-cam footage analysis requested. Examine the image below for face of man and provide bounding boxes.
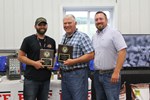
[63,17,77,35]
[95,13,107,31]
[35,22,47,35]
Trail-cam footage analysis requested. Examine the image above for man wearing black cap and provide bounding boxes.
[18,17,56,100]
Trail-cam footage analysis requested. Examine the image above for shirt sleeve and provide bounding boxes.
[20,37,29,53]
[113,31,127,51]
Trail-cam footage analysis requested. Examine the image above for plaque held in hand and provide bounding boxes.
[40,49,54,67]
[58,44,73,62]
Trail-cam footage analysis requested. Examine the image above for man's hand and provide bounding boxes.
[63,59,75,66]
[111,71,120,84]
[33,60,44,69]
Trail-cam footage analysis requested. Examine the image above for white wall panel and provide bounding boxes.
[14,0,23,49]
[0,0,5,49]
[33,0,42,18]
[139,0,150,33]
[51,0,62,46]
[130,0,140,33]
[4,0,15,49]
[118,0,130,33]
[42,0,54,42]
[118,0,150,33]
[0,0,150,49]
[22,0,34,38]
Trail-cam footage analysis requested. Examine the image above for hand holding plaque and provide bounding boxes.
[40,49,54,67]
[58,44,73,62]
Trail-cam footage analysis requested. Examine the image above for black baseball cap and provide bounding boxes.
[35,17,47,25]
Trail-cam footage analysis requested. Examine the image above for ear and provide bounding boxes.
[75,21,77,25]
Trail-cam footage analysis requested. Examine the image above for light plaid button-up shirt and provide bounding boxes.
[59,30,94,71]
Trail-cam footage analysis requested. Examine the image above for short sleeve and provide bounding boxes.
[113,31,127,51]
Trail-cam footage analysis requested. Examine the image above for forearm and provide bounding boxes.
[18,55,36,66]
[114,49,126,73]
[73,52,94,64]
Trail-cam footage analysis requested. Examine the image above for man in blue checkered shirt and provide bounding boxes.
[59,14,94,100]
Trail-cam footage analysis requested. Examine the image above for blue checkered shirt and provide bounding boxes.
[59,30,94,70]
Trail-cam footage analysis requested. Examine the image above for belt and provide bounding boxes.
[61,67,86,73]
[96,69,114,74]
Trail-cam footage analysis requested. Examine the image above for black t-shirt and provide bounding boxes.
[20,34,56,81]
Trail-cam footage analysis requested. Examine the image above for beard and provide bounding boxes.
[96,24,104,31]
[36,28,47,35]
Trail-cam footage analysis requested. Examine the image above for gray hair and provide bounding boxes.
[63,14,76,22]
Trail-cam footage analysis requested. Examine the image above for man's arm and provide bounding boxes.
[111,48,126,83]
[114,48,127,73]
[63,52,94,66]
[18,50,43,69]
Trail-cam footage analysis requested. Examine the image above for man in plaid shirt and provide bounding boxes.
[59,14,94,100]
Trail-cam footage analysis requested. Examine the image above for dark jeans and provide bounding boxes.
[61,68,88,100]
[94,71,121,100]
[23,78,50,100]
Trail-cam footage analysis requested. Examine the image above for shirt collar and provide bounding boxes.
[65,28,78,38]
